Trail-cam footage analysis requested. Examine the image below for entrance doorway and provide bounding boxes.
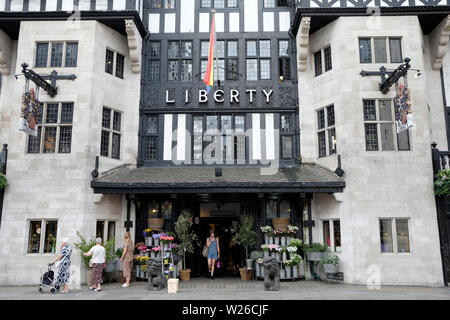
[196,217,241,278]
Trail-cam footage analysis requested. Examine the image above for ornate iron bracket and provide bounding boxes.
[20,63,77,98]
[360,57,415,94]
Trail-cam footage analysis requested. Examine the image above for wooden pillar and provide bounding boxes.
[307,197,312,245]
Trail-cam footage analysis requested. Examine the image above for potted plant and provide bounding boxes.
[74,231,96,285]
[284,259,293,278]
[434,169,450,196]
[103,238,118,273]
[291,253,303,278]
[303,242,329,262]
[260,226,273,244]
[320,254,340,274]
[175,210,199,281]
[0,173,7,189]
[231,215,257,280]
[152,233,160,246]
[260,244,270,257]
[143,228,153,246]
[48,234,56,253]
[290,238,302,249]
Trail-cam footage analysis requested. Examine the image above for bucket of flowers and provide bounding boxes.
[152,246,161,258]
[260,244,270,257]
[272,229,283,245]
[286,225,299,245]
[139,256,150,279]
[260,226,273,244]
[268,244,282,260]
[143,228,153,246]
[138,245,147,256]
[291,253,303,278]
[319,254,340,274]
[160,235,174,251]
[284,259,293,278]
[152,233,161,246]
[287,246,298,260]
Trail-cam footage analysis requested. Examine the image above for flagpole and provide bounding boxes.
[212,8,219,88]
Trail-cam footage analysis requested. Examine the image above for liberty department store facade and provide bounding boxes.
[0,0,449,287]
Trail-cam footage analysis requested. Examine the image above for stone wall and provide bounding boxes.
[298,16,445,286]
[0,20,139,285]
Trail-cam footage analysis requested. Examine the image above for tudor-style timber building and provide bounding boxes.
[0,0,449,287]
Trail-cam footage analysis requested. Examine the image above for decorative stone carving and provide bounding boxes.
[0,29,12,75]
[144,88,160,107]
[263,256,280,291]
[297,17,311,72]
[147,257,166,291]
[279,86,298,107]
[125,19,142,74]
[431,15,450,70]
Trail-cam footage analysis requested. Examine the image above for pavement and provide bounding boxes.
[0,278,449,300]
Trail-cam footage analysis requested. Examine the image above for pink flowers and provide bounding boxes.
[152,246,161,252]
[138,246,147,251]
[268,244,282,252]
[160,236,174,243]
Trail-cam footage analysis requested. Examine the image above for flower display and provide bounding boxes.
[283,259,293,266]
[290,238,302,248]
[152,246,161,252]
[260,226,273,234]
[152,233,161,239]
[138,245,147,251]
[260,244,269,251]
[272,229,284,237]
[143,228,153,237]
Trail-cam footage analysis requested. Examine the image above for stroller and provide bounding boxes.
[38,263,60,294]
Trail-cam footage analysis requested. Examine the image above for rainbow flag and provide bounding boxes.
[203,14,216,93]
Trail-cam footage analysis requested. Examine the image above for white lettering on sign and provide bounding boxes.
[199,90,208,103]
[262,89,273,103]
[214,90,225,103]
[166,89,274,104]
[230,90,239,103]
[166,90,175,103]
[246,89,256,103]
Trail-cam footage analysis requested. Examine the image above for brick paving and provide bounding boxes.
[0,278,448,300]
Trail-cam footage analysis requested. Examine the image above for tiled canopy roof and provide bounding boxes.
[91,164,345,194]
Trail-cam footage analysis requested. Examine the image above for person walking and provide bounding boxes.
[53,238,72,294]
[83,238,106,292]
[206,231,220,280]
[119,231,134,288]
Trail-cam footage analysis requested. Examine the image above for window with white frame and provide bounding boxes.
[323,219,341,252]
[100,107,122,159]
[314,45,332,77]
[317,105,336,158]
[35,41,78,68]
[359,37,402,64]
[27,102,74,154]
[27,220,58,254]
[379,218,410,253]
[105,48,125,79]
[363,99,410,151]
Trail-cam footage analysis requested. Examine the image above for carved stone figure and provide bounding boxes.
[147,257,166,291]
[263,256,280,291]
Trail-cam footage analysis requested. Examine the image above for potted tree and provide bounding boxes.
[291,253,303,278]
[231,215,257,280]
[175,210,199,282]
[303,242,329,262]
[320,254,340,274]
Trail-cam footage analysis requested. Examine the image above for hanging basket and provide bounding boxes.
[272,218,289,230]
[148,218,164,231]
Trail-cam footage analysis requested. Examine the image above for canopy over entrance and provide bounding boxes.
[91,164,345,194]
